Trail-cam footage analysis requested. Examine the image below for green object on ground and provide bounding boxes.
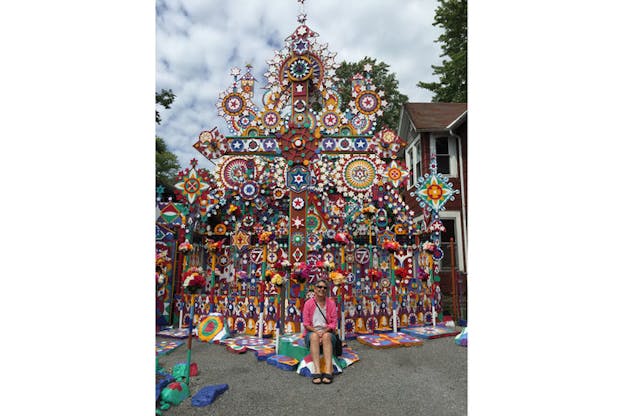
[278,335,309,361]
[160,381,189,406]
[173,363,189,380]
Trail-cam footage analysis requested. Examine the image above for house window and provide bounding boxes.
[404,139,422,189]
[414,141,422,180]
[432,136,457,177]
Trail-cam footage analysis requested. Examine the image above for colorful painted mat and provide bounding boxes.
[337,347,360,366]
[400,326,461,339]
[295,347,359,377]
[267,355,299,371]
[254,347,276,361]
[221,335,275,351]
[356,332,423,349]
[156,340,184,356]
[296,353,344,376]
[157,327,191,339]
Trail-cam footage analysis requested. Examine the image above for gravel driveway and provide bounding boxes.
[156,332,467,416]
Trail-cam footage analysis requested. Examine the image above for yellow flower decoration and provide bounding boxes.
[271,273,284,286]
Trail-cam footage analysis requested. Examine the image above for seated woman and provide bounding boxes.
[302,279,338,384]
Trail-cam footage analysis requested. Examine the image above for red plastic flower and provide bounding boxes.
[292,262,311,283]
[394,267,409,279]
[382,240,401,253]
[182,267,206,292]
[178,240,193,253]
[368,268,383,281]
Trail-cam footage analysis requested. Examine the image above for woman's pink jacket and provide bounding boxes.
[301,296,338,335]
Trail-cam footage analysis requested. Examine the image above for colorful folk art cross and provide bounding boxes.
[192,20,407,266]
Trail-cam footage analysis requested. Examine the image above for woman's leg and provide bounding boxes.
[321,332,334,375]
[309,332,322,375]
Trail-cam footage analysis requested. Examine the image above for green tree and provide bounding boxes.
[334,57,408,131]
[156,136,181,193]
[418,0,467,102]
[156,88,176,124]
[156,89,180,198]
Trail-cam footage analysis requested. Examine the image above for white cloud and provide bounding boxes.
[156,0,443,171]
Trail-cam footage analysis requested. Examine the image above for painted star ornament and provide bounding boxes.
[413,159,458,212]
[174,164,210,205]
[382,160,409,187]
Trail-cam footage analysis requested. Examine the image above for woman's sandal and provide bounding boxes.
[311,373,322,384]
[321,373,333,384]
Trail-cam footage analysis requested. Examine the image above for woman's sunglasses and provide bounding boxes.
[316,285,327,290]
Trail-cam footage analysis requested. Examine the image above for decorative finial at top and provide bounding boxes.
[297,0,307,24]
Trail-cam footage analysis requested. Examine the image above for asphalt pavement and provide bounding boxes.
[156,332,467,416]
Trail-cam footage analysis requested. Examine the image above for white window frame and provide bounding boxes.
[405,134,421,189]
[430,134,458,177]
[437,210,465,272]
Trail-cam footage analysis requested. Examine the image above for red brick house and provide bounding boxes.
[397,103,468,309]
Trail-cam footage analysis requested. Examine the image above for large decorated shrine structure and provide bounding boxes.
[155,10,459,339]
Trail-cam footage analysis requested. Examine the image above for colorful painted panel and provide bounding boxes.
[400,326,461,340]
[156,340,184,356]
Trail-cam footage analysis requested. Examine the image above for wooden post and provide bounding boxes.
[367,219,373,268]
[185,293,196,383]
[390,254,397,332]
[428,253,436,326]
[169,242,179,325]
[278,281,285,339]
[450,237,459,322]
[210,252,217,312]
[257,281,265,338]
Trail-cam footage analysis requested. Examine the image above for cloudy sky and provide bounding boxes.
[156,0,444,171]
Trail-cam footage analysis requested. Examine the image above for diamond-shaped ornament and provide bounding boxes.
[292,248,304,262]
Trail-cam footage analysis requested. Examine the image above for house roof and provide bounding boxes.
[404,102,467,131]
